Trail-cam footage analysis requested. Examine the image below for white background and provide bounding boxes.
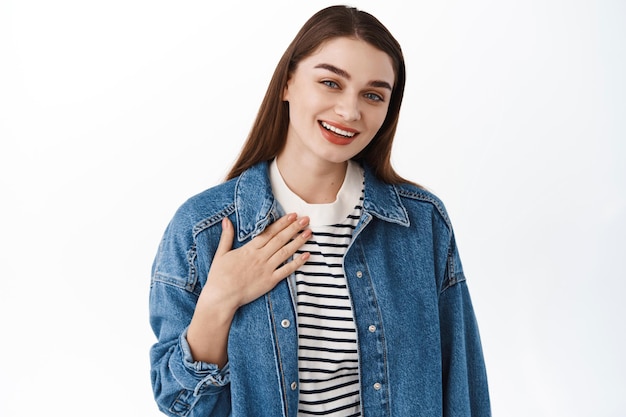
[1,1,624,416]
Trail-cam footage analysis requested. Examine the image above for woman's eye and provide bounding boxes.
[365,92,384,102]
[321,80,339,89]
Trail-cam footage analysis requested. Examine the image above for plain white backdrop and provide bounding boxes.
[1,0,624,416]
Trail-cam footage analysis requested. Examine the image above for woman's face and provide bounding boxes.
[282,37,395,167]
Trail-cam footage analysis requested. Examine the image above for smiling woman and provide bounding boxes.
[149,5,491,417]
[280,37,395,184]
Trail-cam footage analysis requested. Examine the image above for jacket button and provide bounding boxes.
[291,382,298,390]
[368,325,376,333]
[356,271,363,278]
[373,382,382,390]
[281,319,291,328]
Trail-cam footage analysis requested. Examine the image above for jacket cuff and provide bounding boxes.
[169,328,231,396]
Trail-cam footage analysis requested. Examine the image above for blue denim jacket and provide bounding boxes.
[149,161,490,417]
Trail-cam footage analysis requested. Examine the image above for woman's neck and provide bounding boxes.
[275,156,348,204]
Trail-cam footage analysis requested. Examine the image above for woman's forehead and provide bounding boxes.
[297,37,395,84]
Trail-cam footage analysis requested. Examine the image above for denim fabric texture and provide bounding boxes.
[149,161,491,417]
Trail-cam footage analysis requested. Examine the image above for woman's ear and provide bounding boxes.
[283,83,289,102]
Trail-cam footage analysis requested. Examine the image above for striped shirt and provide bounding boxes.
[270,160,364,417]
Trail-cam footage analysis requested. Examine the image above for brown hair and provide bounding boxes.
[226,5,413,185]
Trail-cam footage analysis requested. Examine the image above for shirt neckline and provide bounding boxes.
[269,159,364,227]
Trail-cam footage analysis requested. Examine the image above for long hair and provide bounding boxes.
[226,5,412,185]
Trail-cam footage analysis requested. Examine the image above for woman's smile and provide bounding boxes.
[318,120,359,145]
[281,37,395,166]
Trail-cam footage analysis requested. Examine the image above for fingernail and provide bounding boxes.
[299,217,309,226]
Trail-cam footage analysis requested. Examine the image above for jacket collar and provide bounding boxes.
[234,161,409,241]
[362,164,410,227]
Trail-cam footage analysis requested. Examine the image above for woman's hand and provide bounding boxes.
[204,212,311,309]
[187,213,310,365]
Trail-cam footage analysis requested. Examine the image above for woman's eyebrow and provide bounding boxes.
[369,80,392,90]
[314,63,392,91]
[315,63,351,79]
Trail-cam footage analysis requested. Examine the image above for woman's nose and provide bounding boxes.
[334,94,361,122]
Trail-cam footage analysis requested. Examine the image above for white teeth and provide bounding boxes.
[321,121,356,138]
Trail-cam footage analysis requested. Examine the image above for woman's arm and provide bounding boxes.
[438,236,491,416]
[187,214,311,366]
[149,213,310,416]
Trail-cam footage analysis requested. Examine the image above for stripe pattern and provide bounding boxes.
[295,195,363,416]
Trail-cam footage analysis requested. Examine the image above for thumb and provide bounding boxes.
[216,217,235,256]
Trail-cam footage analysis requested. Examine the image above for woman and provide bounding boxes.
[150,5,491,417]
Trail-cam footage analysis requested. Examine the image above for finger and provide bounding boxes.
[251,213,298,248]
[268,228,312,268]
[273,251,311,281]
[262,216,310,256]
[215,217,235,256]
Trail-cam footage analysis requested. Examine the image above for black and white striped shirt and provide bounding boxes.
[270,160,364,417]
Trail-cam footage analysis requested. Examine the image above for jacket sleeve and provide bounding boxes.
[149,211,232,417]
[438,236,491,417]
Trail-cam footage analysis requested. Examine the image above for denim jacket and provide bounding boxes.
[149,161,491,417]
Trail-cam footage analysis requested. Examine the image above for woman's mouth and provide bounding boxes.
[319,121,359,145]
[320,121,357,138]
